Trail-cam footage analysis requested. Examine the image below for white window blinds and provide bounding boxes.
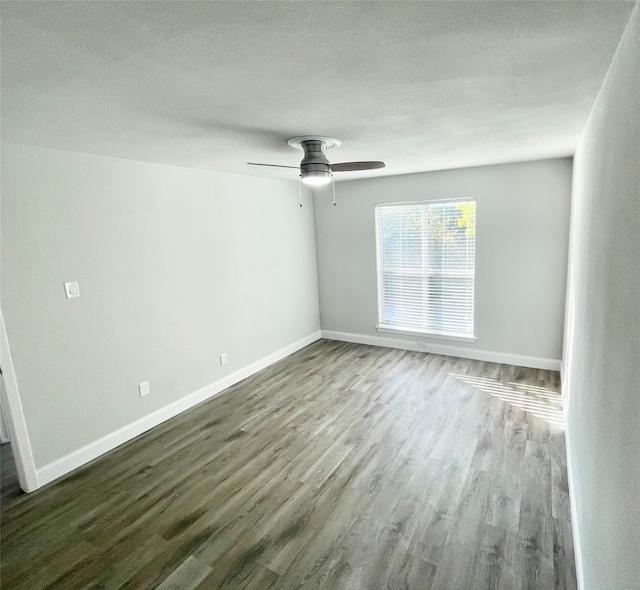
[375,200,476,339]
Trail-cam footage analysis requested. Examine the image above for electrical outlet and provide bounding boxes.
[220,353,228,366]
[139,381,151,397]
[64,281,80,299]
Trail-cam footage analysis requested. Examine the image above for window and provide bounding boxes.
[375,199,476,340]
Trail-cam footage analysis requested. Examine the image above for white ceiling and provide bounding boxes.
[1,1,635,181]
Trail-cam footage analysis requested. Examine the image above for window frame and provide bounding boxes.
[374,198,477,342]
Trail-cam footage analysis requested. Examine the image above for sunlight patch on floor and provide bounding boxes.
[449,373,565,428]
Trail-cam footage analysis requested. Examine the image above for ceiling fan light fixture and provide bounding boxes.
[300,170,331,186]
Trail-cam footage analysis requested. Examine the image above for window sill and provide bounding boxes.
[375,325,477,343]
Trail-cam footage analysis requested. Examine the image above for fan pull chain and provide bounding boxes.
[331,173,336,206]
[298,176,303,208]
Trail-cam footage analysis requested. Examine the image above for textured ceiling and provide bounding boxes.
[1,1,635,181]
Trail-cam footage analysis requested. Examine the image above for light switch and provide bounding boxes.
[139,381,151,397]
[64,281,80,299]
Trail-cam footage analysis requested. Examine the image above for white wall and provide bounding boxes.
[1,143,320,471]
[563,4,640,589]
[313,159,572,367]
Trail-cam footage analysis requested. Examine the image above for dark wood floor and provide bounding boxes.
[0,340,576,589]
[1,442,21,508]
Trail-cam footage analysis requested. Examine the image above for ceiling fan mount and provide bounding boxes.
[286,136,341,150]
[248,136,385,186]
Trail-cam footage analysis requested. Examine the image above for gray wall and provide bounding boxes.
[1,143,320,468]
[563,4,640,589]
[314,159,572,361]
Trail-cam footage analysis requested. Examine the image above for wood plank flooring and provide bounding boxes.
[0,340,576,589]
[1,443,21,508]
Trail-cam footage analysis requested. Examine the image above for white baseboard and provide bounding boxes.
[563,390,584,590]
[36,331,322,488]
[321,330,562,371]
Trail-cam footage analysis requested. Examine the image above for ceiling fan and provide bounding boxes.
[247,136,385,186]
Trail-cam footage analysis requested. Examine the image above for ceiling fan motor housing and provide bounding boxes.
[300,139,331,180]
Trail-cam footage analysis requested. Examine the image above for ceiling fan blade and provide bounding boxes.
[247,162,299,169]
[330,161,386,172]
